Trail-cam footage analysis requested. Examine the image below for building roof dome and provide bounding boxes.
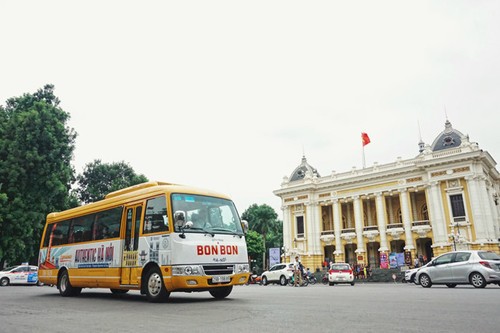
[429,119,466,152]
[289,155,320,181]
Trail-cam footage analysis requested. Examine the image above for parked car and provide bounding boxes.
[405,262,430,284]
[328,263,355,286]
[0,264,42,286]
[261,263,294,286]
[415,250,500,288]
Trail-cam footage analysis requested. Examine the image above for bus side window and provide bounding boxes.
[144,196,168,234]
[52,229,63,246]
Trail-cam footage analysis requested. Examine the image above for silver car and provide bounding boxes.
[416,250,500,288]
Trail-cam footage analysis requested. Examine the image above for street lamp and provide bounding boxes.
[449,234,457,251]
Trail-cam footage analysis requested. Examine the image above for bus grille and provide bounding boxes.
[203,265,234,276]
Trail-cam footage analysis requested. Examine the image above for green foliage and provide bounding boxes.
[245,230,265,259]
[0,85,76,266]
[75,160,148,203]
[241,204,282,270]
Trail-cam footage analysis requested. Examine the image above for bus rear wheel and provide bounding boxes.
[58,270,81,297]
[145,267,169,303]
[209,286,233,299]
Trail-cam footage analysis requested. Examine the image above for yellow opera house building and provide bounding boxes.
[273,120,500,271]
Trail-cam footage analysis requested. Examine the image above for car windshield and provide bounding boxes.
[332,264,350,270]
[478,251,500,260]
[171,193,244,235]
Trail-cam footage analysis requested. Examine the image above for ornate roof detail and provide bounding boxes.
[289,155,320,182]
[429,120,466,152]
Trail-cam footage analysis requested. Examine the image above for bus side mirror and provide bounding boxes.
[241,220,249,234]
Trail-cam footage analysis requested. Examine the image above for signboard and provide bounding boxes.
[269,248,280,267]
[380,252,389,269]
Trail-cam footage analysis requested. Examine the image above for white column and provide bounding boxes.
[477,176,496,241]
[399,189,415,250]
[466,176,488,242]
[309,202,322,255]
[465,176,494,243]
[427,181,448,245]
[332,199,343,255]
[488,189,500,241]
[282,205,292,260]
[353,196,365,253]
[375,192,389,252]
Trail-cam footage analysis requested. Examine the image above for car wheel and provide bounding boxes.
[470,272,486,288]
[262,276,268,286]
[145,267,170,302]
[209,286,233,299]
[329,282,334,286]
[351,282,355,286]
[279,275,287,286]
[419,274,432,288]
[0,277,9,286]
[446,284,457,288]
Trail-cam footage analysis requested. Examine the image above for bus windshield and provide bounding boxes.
[171,193,243,235]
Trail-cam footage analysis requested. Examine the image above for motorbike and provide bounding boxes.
[288,273,309,287]
[321,272,329,285]
[305,274,317,285]
[246,274,262,285]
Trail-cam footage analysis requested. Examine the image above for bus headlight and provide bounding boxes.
[172,265,203,276]
[235,264,250,273]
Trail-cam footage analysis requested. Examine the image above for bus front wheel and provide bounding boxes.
[209,286,233,299]
[145,267,169,303]
[58,270,81,297]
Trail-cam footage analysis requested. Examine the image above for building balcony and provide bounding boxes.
[340,228,356,243]
[411,220,432,238]
[362,226,379,242]
[320,232,335,244]
[386,225,404,240]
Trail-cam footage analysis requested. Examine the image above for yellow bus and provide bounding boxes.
[38,181,250,302]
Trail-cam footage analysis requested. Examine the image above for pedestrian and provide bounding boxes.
[293,256,301,287]
[414,256,420,268]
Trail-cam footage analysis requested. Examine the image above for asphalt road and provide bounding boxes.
[1,282,499,333]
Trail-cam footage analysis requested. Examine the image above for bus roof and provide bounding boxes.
[46,181,232,223]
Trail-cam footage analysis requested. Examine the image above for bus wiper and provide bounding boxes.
[211,228,243,238]
[190,226,214,237]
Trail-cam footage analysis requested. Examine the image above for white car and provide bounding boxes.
[405,263,430,284]
[0,264,42,286]
[415,250,500,288]
[328,263,355,286]
[261,263,294,286]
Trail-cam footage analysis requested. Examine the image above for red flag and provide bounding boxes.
[361,132,371,146]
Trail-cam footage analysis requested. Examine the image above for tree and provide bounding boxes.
[0,85,76,267]
[241,204,280,270]
[74,160,148,203]
[245,230,265,273]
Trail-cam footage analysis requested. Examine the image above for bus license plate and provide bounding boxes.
[212,276,230,283]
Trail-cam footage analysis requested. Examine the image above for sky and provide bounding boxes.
[1,1,499,218]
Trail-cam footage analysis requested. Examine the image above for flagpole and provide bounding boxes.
[362,145,366,169]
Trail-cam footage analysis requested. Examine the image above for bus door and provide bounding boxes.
[120,205,142,285]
